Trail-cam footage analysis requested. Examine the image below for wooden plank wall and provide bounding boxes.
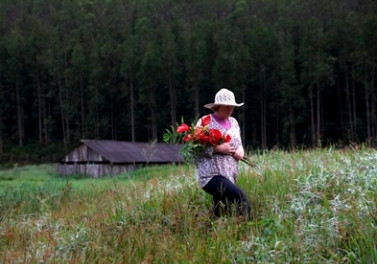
[58,163,140,178]
[61,145,104,163]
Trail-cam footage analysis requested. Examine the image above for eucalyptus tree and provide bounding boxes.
[0,0,31,148]
[230,0,253,145]
[138,40,162,141]
[0,2,6,153]
[351,13,377,145]
[183,19,212,116]
[116,0,139,142]
[95,1,126,140]
[211,0,253,144]
[330,12,361,143]
[0,45,4,154]
[299,17,334,147]
[160,23,180,126]
[27,17,55,145]
[1,0,377,154]
[248,18,282,149]
[135,12,162,141]
[71,40,91,139]
[52,0,84,145]
[276,19,302,150]
[121,35,139,142]
[3,27,27,147]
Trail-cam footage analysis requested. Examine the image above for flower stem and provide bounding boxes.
[240,157,254,167]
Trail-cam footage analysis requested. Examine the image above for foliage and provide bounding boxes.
[163,115,230,163]
[1,0,377,152]
[163,116,253,166]
[1,149,377,263]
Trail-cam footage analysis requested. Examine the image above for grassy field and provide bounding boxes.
[1,148,376,263]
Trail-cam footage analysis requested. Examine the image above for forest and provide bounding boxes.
[0,0,377,160]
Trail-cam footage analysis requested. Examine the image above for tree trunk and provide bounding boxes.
[309,85,316,146]
[289,105,296,151]
[43,96,49,144]
[194,84,199,117]
[371,68,377,147]
[130,78,135,142]
[65,92,70,144]
[58,73,67,147]
[352,65,357,140]
[275,105,280,147]
[241,87,246,144]
[0,114,3,155]
[345,73,354,141]
[37,71,43,144]
[110,104,115,139]
[16,83,24,147]
[261,92,267,149]
[316,83,321,147]
[80,72,85,138]
[150,89,158,140]
[251,94,258,146]
[365,76,371,142]
[260,68,267,149]
[168,65,177,126]
[63,43,70,145]
[337,79,345,143]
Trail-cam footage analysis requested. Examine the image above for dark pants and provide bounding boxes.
[203,175,251,219]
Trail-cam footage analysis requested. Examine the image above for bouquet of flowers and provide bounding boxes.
[163,115,253,166]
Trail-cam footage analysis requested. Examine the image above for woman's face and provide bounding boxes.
[215,105,234,120]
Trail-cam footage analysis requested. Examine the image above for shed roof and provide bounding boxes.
[61,139,184,164]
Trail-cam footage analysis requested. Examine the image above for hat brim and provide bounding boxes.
[204,102,244,109]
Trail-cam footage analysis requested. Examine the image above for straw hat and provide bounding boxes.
[204,88,244,110]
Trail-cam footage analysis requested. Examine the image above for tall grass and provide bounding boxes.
[1,148,376,263]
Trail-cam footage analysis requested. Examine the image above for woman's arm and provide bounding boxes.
[214,142,236,155]
[230,117,244,160]
[233,146,244,160]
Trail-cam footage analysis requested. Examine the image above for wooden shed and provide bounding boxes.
[58,139,184,178]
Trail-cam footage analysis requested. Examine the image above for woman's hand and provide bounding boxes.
[233,146,244,161]
[214,144,244,161]
[214,142,235,155]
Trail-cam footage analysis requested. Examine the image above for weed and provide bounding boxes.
[0,150,376,263]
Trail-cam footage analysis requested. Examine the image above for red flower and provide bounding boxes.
[224,134,231,143]
[183,134,192,142]
[177,123,189,133]
[163,118,253,167]
[209,129,222,146]
[201,115,211,126]
[194,126,203,136]
[199,134,211,145]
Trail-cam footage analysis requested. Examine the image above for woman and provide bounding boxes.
[197,88,251,219]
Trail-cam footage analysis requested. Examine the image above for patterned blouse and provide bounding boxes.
[196,114,243,188]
